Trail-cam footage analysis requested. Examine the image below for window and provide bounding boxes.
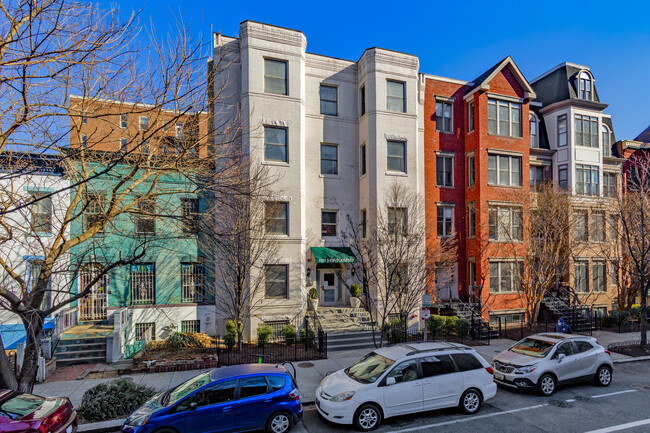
[320,85,337,116]
[387,359,419,383]
[180,198,199,234]
[576,341,595,353]
[575,115,598,147]
[602,125,611,157]
[194,380,236,407]
[360,85,366,116]
[120,114,127,129]
[386,80,405,112]
[603,172,617,198]
[468,260,477,292]
[265,321,289,340]
[238,376,268,398]
[321,210,338,237]
[591,211,605,242]
[388,207,407,236]
[135,322,156,341]
[81,134,87,148]
[489,261,521,293]
[452,354,483,372]
[575,260,588,293]
[31,193,52,233]
[435,101,453,133]
[320,144,338,175]
[437,205,454,237]
[181,320,200,334]
[265,202,288,235]
[434,265,455,298]
[388,264,408,293]
[574,210,588,242]
[488,206,523,242]
[361,209,367,238]
[264,58,288,95]
[593,261,605,293]
[555,342,576,357]
[175,122,183,139]
[131,264,155,304]
[139,116,149,131]
[487,99,521,137]
[579,71,592,100]
[268,376,286,392]
[264,126,288,163]
[530,113,538,148]
[468,101,474,132]
[265,265,288,298]
[559,165,568,189]
[576,164,599,195]
[487,154,521,186]
[557,115,567,147]
[530,166,545,187]
[609,261,617,286]
[360,144,367,176]
[134,198,155,234]
[84,194,105,233]
[387,140,406,173]
[608,214,618,241]
[467,155,475,187]
[181,263,204,303]
[420,355,456,377]
[468,203,476,238]
[436,155,453,187]
[120,138,128,152]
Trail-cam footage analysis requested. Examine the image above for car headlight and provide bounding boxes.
[330,391,355,402]
[127,414,151,426]
[514,366,537,374]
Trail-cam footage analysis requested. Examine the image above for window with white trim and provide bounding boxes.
[265,264,288,298]
[84,194,105,233]
[139,116,149,131]
[388,207,407,236]
[558,165,568,189]
[574,210,588,242]
[489,261,522,293]
[489,206,523,242]
[530,113,538,148]
[576,164,599,195]
[468,101,474,132]
[436,155,453,187]
[591,211,605,242]
[320,144,338,175]
[264,126,288,163]
[181,263,204,303]
[557,114,568,147]
[467,155,475,187]
[602,125,611,157]
[575,115,598,147]
[387,80,406,113]
[81,134,87,148]
[321,210,338,237]
[264,58,288,95]
[579,72,592,100]
[181,198,199,234]
[437,205,454,237]
[31,193,52,233]
[530,166,545,187]
[387,140,406,173]
[593,260,605,293]
[320,84,337,116]
[488,153,522,186]
[120,138,128,152]
[468,202,476,238]
[575,260,588,293]
[360,143,367,176]
[265,202,288,235]
[603,172,617,198]
[487,98,521,137]
[120,114,127,129]
[436,101,453,133]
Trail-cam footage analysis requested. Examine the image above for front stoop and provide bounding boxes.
[317,307,377,353]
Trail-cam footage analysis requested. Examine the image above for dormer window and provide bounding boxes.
[579,71,592,100]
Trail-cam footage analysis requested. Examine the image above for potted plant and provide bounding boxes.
[349,283,362,308]
[309,287,319,310]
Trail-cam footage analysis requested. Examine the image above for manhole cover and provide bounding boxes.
[574,395,595,403]
[549,399,572,408]
[297,362,314,368]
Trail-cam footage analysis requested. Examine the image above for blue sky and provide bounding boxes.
[103,0,650,140]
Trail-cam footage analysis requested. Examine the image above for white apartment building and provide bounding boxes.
[212,21,425,336]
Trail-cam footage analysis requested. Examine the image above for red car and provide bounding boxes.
[0,389,77,433]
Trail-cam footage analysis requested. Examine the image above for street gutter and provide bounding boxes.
[78,418,125,433]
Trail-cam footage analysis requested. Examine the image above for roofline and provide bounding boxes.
[463,56,536,101]
[239,20,305,36]
[421,73,473,86]
[306,51,356,65]
[69,95,207,116]
[530,62,591,84]
[360,46,419,60]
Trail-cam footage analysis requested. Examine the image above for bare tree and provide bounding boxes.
[343,182,457,347]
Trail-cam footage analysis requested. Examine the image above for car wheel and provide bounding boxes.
[459,388,482,414]
[595,365,612,387]
[266,411,293,433]
[537,374,556,396]
[354,404,382,431]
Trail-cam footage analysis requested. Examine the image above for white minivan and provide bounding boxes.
[315,341,497,431]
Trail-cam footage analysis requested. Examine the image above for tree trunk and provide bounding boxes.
[641,288,647,347]
[18,313,43,393]
[0,334,18,390]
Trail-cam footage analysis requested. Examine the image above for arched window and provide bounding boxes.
[602,125,611,157]
[579,71,592,100]
[529,113,538,148]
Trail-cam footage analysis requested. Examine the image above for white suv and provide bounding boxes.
[315,341,497,431]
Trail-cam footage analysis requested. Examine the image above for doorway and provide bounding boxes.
[320,270,339,306]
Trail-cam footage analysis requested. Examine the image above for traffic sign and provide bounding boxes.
[421,307,430,320]
[422,294,431,307]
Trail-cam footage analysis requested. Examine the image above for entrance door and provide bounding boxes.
[78,264,108,321]
[321,270,339,305]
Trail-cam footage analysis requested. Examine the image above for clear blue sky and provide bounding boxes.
[102,0,650,140]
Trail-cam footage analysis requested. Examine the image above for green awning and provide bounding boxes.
[311,247,356,264]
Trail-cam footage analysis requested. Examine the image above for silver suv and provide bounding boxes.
[492,333,613,396]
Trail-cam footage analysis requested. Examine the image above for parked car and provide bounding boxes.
[315,341,496,431]
[122,364,302,433]
[0,388,77,433]
[492,333,613,396]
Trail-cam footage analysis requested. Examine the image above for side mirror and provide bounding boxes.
[557,353,566,363]
[386,377,396,386]
[189,402,198,410]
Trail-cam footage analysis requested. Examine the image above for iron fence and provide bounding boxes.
[386,323,490,346]
[215,332,327,366]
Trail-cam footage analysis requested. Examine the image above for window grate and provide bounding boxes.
[265,320,289,340]
[181,198,199,233]
[181,263,204,303]
[131,263,155,304]
[135,322,156,341]
[181,320,200,334]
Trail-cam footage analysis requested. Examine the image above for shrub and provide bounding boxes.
[427,315,446,337]
[299,328,315,348]
[443,316,458,334]
[257,324,273,347]
[224,320,239,349]
[454,318,470,339]
[283,325,297,345]
[350,284,361,298]
[165,332,204,349]
[308,287,318,299]
[78,378,157,422]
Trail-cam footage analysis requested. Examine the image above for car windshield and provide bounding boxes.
[510,338,555,358]
[0,393,45,420]
[166,372,212,406]
[345,352,395,383]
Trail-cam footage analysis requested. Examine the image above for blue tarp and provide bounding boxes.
[1,318,55,350]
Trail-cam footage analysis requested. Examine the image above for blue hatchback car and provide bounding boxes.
[122,364,302,433]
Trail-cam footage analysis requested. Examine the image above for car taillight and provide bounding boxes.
[605,350,611,356]
[485,367,494,375]
[289,388,300,400]
[38,403,68,433]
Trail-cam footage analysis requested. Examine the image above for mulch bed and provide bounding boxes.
[608,343,650,357]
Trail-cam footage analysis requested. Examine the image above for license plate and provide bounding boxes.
[495,373,504,381]
[66,426,73,433]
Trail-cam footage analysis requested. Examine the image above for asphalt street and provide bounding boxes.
[296,360,650,433]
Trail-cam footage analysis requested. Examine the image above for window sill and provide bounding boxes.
[487,184,523,189]
[436,130,454,134]
[437,185,455,189]
[487,133,523,140]
[319,174,341,179]
[468,129,475,134]
[491,291,519,295]
[385,171,408,177]
[261,161,290,167]
[359,174,367,180]
[489,240,523,243]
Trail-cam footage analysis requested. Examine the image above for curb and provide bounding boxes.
[78,418,125,433]
[613,355,650,364]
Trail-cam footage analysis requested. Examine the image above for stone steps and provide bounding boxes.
[317,307,377,353]
[55,336,107,365]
